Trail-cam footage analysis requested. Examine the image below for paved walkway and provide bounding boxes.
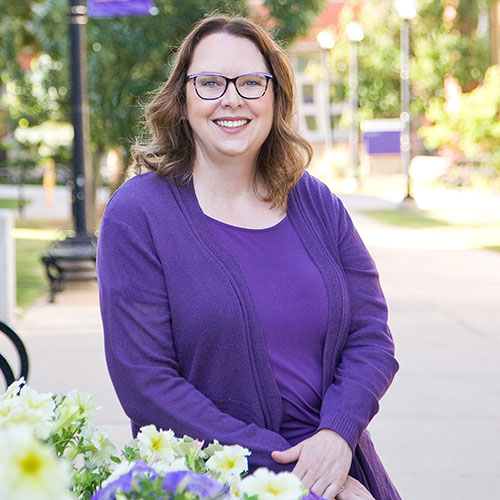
[6,193,500,500]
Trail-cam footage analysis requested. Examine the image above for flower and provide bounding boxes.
[0,426,73,500]
[206,444,250,482]
[53,390,97,432]
[301,491,327,500]
[153,456,189,475]
[240,468,304,500]
[162,469,228,499]
[91,461,156,500]
[0,384,54,439]
[136,424,179,464]
[82,425,117,469]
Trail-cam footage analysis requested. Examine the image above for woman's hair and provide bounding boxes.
[132,15,313,210]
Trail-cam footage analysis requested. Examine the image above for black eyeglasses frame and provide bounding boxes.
[187,72,274,100]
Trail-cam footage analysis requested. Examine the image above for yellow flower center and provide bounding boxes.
[20,453,42,475]
[152,437,161,450]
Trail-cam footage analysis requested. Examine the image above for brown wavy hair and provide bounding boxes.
[131,15,313,210]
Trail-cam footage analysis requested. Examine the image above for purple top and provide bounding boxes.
[206,215,328,446]
[97,171,401,499]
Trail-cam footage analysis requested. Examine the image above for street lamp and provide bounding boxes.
[316,30,335,151]
[395,0,417,206]
[345,21,364,186]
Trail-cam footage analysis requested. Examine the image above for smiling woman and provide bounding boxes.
[97,15,402,500]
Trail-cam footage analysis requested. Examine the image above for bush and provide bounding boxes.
[418,65,500,170]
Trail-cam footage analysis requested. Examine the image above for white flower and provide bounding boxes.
[53,390,97,432]
[102,460,135,487]
[0,426,73,500]
[206,444,250,482]
[0,386,54,439]
[0,378,24,403]
[136,425,180,464]
[152,456,188,475]
[240,468,304,500]
[19,385,54,417]
[82,425,116,469]
[226,470,243,497]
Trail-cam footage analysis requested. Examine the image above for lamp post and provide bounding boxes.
[395,0,417,206]
[345,21,364,186]
[316,30,335,151]
[69,0,92,240]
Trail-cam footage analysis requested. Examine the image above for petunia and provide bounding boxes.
[91,461,156,500]
[136,424,180,464]
[206,444,250,482]
[0,426,73,500]
[162,469,228,499]
[240,468,304,500]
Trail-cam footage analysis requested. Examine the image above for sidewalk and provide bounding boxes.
[10,282,131,449]
[8,193,500,500]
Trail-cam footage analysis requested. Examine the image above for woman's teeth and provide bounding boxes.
[215,119,249,128]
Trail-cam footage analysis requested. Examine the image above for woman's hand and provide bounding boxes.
[336,476,375,500]
[271,429,352,500]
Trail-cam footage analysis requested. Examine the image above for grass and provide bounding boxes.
[361,208,500,252]
[14,219,72,311]
[484,246,500,253]
[16,238,51,310]
[361,209,450,229]
[0,198,27,210]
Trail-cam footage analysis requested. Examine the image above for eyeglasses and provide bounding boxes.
[187,72,273,100]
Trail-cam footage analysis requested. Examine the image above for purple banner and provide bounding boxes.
[88,0,155,18]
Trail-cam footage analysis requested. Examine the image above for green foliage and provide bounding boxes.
[419,65,500,169]
[328,0,494,121]
[264,0,327,46]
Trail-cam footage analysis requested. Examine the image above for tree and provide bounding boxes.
[0,0,324,229]
[326,0,495,120]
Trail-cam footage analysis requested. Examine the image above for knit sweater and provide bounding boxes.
[97,171,401,499]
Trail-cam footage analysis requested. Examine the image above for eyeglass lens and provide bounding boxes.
[194,73,269,99]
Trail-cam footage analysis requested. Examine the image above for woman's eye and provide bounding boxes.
[201,80,221,87]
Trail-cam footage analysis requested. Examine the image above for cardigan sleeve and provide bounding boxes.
[97,215,292,472]
[317,196,399,451]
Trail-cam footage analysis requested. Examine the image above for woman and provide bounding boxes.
[97,15,401,500]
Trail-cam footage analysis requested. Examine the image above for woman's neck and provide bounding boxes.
[191,155,284,229]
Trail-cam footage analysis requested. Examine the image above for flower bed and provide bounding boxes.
[0,380,318,500]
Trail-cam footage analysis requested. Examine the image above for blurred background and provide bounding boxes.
[0,1,499,499]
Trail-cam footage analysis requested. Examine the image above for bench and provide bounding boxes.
[0,321,29,389]
[41,235,97,303]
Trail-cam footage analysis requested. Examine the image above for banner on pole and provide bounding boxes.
[88,0,156,18]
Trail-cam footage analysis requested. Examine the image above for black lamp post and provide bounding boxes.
[69,0,93,242]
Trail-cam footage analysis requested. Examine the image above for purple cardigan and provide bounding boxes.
[97,171,401,499]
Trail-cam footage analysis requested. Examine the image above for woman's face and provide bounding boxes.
[185,33,274,168]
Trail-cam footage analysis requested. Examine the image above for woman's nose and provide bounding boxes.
[220,81,244,107]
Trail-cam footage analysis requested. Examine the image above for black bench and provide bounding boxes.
[41,235,97,303]
[0,321,29,389]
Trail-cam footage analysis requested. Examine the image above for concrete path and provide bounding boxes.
[5,193,500,500]
[0,184,109,220]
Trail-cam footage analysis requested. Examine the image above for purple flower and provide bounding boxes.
[302,492,328,500]
[91,461,157,500]
[162,470,228,499]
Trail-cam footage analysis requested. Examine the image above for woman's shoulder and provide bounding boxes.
[293,170,342,212]
[103,172,176,220]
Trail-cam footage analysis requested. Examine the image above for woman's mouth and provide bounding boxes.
[214,119,250,129]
